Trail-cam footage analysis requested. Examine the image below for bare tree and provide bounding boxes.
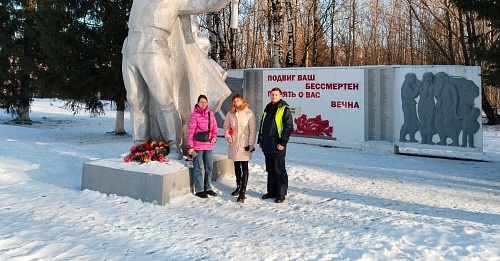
[284,0,296,67]
[329,0,336,66]
[348,0,356,65]
[271,0,283,67]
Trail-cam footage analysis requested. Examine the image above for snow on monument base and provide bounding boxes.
[81,154,234,205]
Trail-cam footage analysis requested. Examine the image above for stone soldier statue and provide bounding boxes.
[122,0,231,159]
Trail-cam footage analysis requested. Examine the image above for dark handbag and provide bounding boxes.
[194,111,211,142]
[194,131,209,142]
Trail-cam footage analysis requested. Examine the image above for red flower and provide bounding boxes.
[123,140,170,164]
[292,114,333,137]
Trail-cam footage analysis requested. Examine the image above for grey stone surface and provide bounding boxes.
[121,0,232,158]
[409,72,481,147]
[82,155,234,205]
[238,66,483,156]
[417,72,436,144]
[399,73,420,143]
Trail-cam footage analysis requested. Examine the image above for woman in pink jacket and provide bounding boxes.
[187,95,218,199]
[223,94,256,203]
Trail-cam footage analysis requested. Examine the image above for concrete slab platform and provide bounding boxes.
[363,141,399,153]
[81,154,234,205]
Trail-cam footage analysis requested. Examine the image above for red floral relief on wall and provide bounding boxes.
[293,114,333,137]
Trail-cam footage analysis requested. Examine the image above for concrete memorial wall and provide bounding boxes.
[240,66,483,156]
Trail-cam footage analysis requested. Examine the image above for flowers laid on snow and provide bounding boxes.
[123,141,170,163]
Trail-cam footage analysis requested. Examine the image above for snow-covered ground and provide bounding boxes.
[1,99,499,260]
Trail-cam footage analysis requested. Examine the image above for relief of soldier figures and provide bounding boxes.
[399,72,481,148]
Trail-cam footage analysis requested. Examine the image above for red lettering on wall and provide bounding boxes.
[305,82,360,90]
[330,101,360,108]
[305,92,321,98]
[267,74,296,82]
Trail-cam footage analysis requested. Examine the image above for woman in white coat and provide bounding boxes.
[223,94,257,203]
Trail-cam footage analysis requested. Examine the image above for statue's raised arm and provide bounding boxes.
[179,0,231,15]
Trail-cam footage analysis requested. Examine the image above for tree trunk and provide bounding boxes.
[330,0,336,66]
[465,12,476,65]
[445,9,455,64]
[113,99,127,135]
[458,11,470,66]
[312,0,318,67]
[216,13,227,69]
[409,0,414,65]
[349,0,356,65]
[14,75,32,124]
[271,0,282,68]
[229,0,239,69]
[208,13,218,62]
[299,2,312,67]
[482,91,499,125]
[229,28,237,69]
[284,0,294,67]
[267,0,273,67]
[15,105,31,123]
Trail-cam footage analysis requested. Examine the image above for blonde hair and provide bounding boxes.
[229,93,248,113]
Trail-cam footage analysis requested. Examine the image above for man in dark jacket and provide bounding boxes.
[258,87,294,203]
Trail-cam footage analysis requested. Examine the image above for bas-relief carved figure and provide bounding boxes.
[398,71,481,148]
[399,73,420,143]
[453,77,480,147]
[461,106,481,147]
[417,72,436,144]
[122,0,231,159]
[433,72,462,146]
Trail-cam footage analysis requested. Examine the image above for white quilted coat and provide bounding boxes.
[223,102,257,161]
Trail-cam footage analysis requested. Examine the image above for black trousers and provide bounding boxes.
[264,153,288,196]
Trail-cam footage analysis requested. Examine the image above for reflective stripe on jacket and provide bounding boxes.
[260,105,287,138]
[258,99,293,154]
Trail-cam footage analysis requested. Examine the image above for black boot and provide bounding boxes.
[237,186,246,203]
[237,161,249,203]
[236,180,247,203]
[232,162,242,196]
[231,184,241,196]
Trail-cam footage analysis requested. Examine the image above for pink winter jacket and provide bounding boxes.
[187,104,218,150]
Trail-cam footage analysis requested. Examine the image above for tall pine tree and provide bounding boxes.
[0,0,45,123]
[34,0,131,133]
[92,0,131,134]
[453,0,500,124]
[35,0,106,116]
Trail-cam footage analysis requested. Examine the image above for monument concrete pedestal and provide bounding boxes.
[81,154,234,205]
[363,141,399,154]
